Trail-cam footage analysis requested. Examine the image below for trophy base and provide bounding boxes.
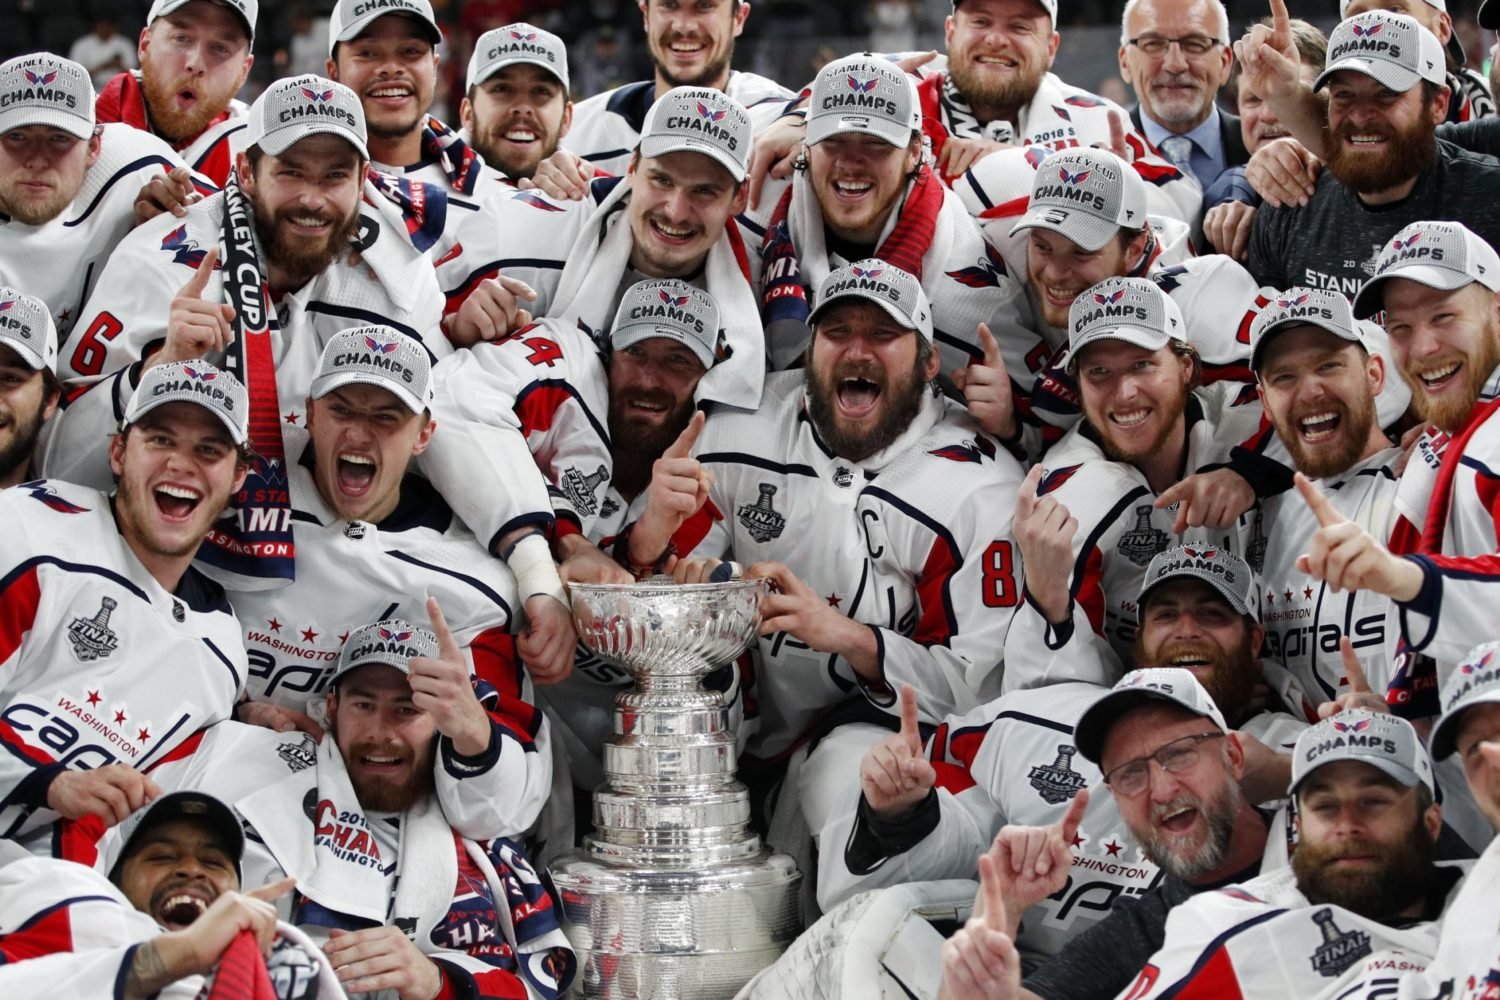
[550,850,802,999]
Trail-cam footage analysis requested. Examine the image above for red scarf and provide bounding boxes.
[1417,396,1500,554]
[207,932,277,1000]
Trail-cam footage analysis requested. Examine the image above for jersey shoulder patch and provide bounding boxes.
[929,435,998,464]
[18,480,91,514]
[1038,464,1082,495]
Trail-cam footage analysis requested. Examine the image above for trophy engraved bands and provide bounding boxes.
[549,579,802,998]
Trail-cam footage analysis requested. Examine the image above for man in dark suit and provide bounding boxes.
[1119,0,1247,192]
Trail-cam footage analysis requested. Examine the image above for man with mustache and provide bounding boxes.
[0,791,338,999]
[0,361,251,860]
[654,260,1025,887]
[96,0,256,187]
[460,23,573,184]
[1240,9,1500,296]
[1001,277,1264,690]
[0,53,196,340]
[1340,0,1494,122]
[0,289,61,489]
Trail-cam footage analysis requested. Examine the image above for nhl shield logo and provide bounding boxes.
[1029,744,1088,805]
[561,465,609,517]
[738,483,786,543]
[68,597,120,661]
[1309,908,1371,978]
[1117,505,1169,566]
[833,466,855,488]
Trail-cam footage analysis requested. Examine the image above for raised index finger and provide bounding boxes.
[1293,472,1345,529]
[1016,463,1045,517]
[425,595,462,659]
[977,853,1007,932]
[977,323,1004,370]
[181,244,219,297]
[1055,786,1089,842]
[899,684,921,747]
[664,410,706,460]
[1270,0,1292,41]
[1338,637,1372,694]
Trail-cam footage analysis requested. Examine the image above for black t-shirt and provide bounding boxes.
[1020,860,1263,1000]
[1247,140,1500,296]
[1437,118,1500,160]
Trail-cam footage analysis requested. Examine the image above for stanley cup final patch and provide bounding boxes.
[1118,504,1169,567]
[561,465,609,517]
[68,596,120,661]
[1029,744,1088,804]
[1309,908,1372,978]
[738,483,786,543]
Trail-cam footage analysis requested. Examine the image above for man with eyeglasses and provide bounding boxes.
[1118,0,1244,193]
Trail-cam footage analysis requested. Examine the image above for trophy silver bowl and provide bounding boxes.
[549,579,802,998]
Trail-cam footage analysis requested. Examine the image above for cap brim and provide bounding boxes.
[128,395,247,447]
[1138,571,1253,626]
[1446,31,1465,68]
[1010,205,1117,253]
[0,107,93,141]
[1429,688,1500,761]
[1250,317,1366,371]
[1315,58,1420,96]
[1294,755,1426,793]
[810,289,933,341]
[1071,326,1173,362]
[806,115,910,150]
[638,135,746,182]
[611,324,714,370]
[334,11,442,50]
[155,0,255,42]
[256,123,369,161]
[469,55,567,91]
[115,792,245,879]
[310,371,426,414]
[0,334,50,371]
[335,656,412,681]
[1481,0,1500,30]
[1074,688,1222,765]
[1352,263,1475,319]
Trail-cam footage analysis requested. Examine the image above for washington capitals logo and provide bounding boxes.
[947,244,1008,289]
[659,290,691,307]
[1277,294,1311,310]
[509,28,537,41]
[697,100,727,122]
[1332,719,1373,734]
[378,627,414,642]
[514,191,563,212]
[364,335,397,354]
[1052,105,1073,122]
[1182,547,1218,559]
[1093,290,1126,306]
[851,265,884,279]
[1024,146,1053,169]
[1351,22,1382,36]
[301,87,334,102]
[24,69,57,86]
[160,224,214,268]
[22,482,89,514]
[930,436,998,464]
[182,366,217,382]
[847,75,879,93]
[1059,167,1091,186]
[1064,95,1106,109]
[1463,651,1496,674]
[1392,232,1422,251]
[0,300,13,312]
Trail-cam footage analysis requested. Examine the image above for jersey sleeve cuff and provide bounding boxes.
[11,762,65,809]
[844,788,941,876]
[440,722,501,778]
[430,959,477,1000]
[1221,447,1295,499]
[1395,555,1442,653]
[1022,589,1076,649]
[855,626,897,708]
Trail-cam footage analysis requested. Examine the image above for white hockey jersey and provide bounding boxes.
[0,480,247,854]
[678,371,1026,755]
[562,72,794,177]
[1001,382,1266,691]
[41,189,449,492]
[821,681,1163,964]
[0,123,186,340]
[1118,864,1462,1000]
[1396,835,1500,1000]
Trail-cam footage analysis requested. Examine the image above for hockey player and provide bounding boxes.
[213,619,577,999]
[0,53,194,339]
[0,360,250,858]
[0,289,61,488]
[0,791,341,1000]
[542,0,791,185]
[1296,221,1500,675]
[324,0,510,206]
[655,260,1025,881]
[745,54,1031,382]
[96,0,256,187]
[461,24,573,184]
[225,327,552,837]
[1001,276,1264,691]
[1244,288,1405,707]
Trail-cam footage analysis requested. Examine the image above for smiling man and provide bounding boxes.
[96,0,256,185]
[460,23,571,184]
[0,361,250,859]
[1341,0,1494,122]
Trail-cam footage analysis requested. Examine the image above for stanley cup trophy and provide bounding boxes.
[549,579,802,998]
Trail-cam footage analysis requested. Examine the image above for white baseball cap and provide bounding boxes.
[1315,12,1447,95]
[953,0,1055,27]
[639,87,752,183]
[1011,148,1148,253]
[0,288,58,371]
[310,326,433,415]
[1068,276,1186,362]
[610,280,721,371]
[334,619,439,682]
[1292,709,1434,795]
[1429,641,1500,761]
[124,360,250,447]
[1352,220,1500,320]
[467,23,569,92]
[1250,287,1367,373]
[1339,0,1465,66]
[806,54,922,150]
[1138,545,1260,626]
[0,54,95,141]
[809,259,934,343]
[1074,668,1229,766]
[328,0,441,56]
[245,74,368,160]
[148,0,257,45]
